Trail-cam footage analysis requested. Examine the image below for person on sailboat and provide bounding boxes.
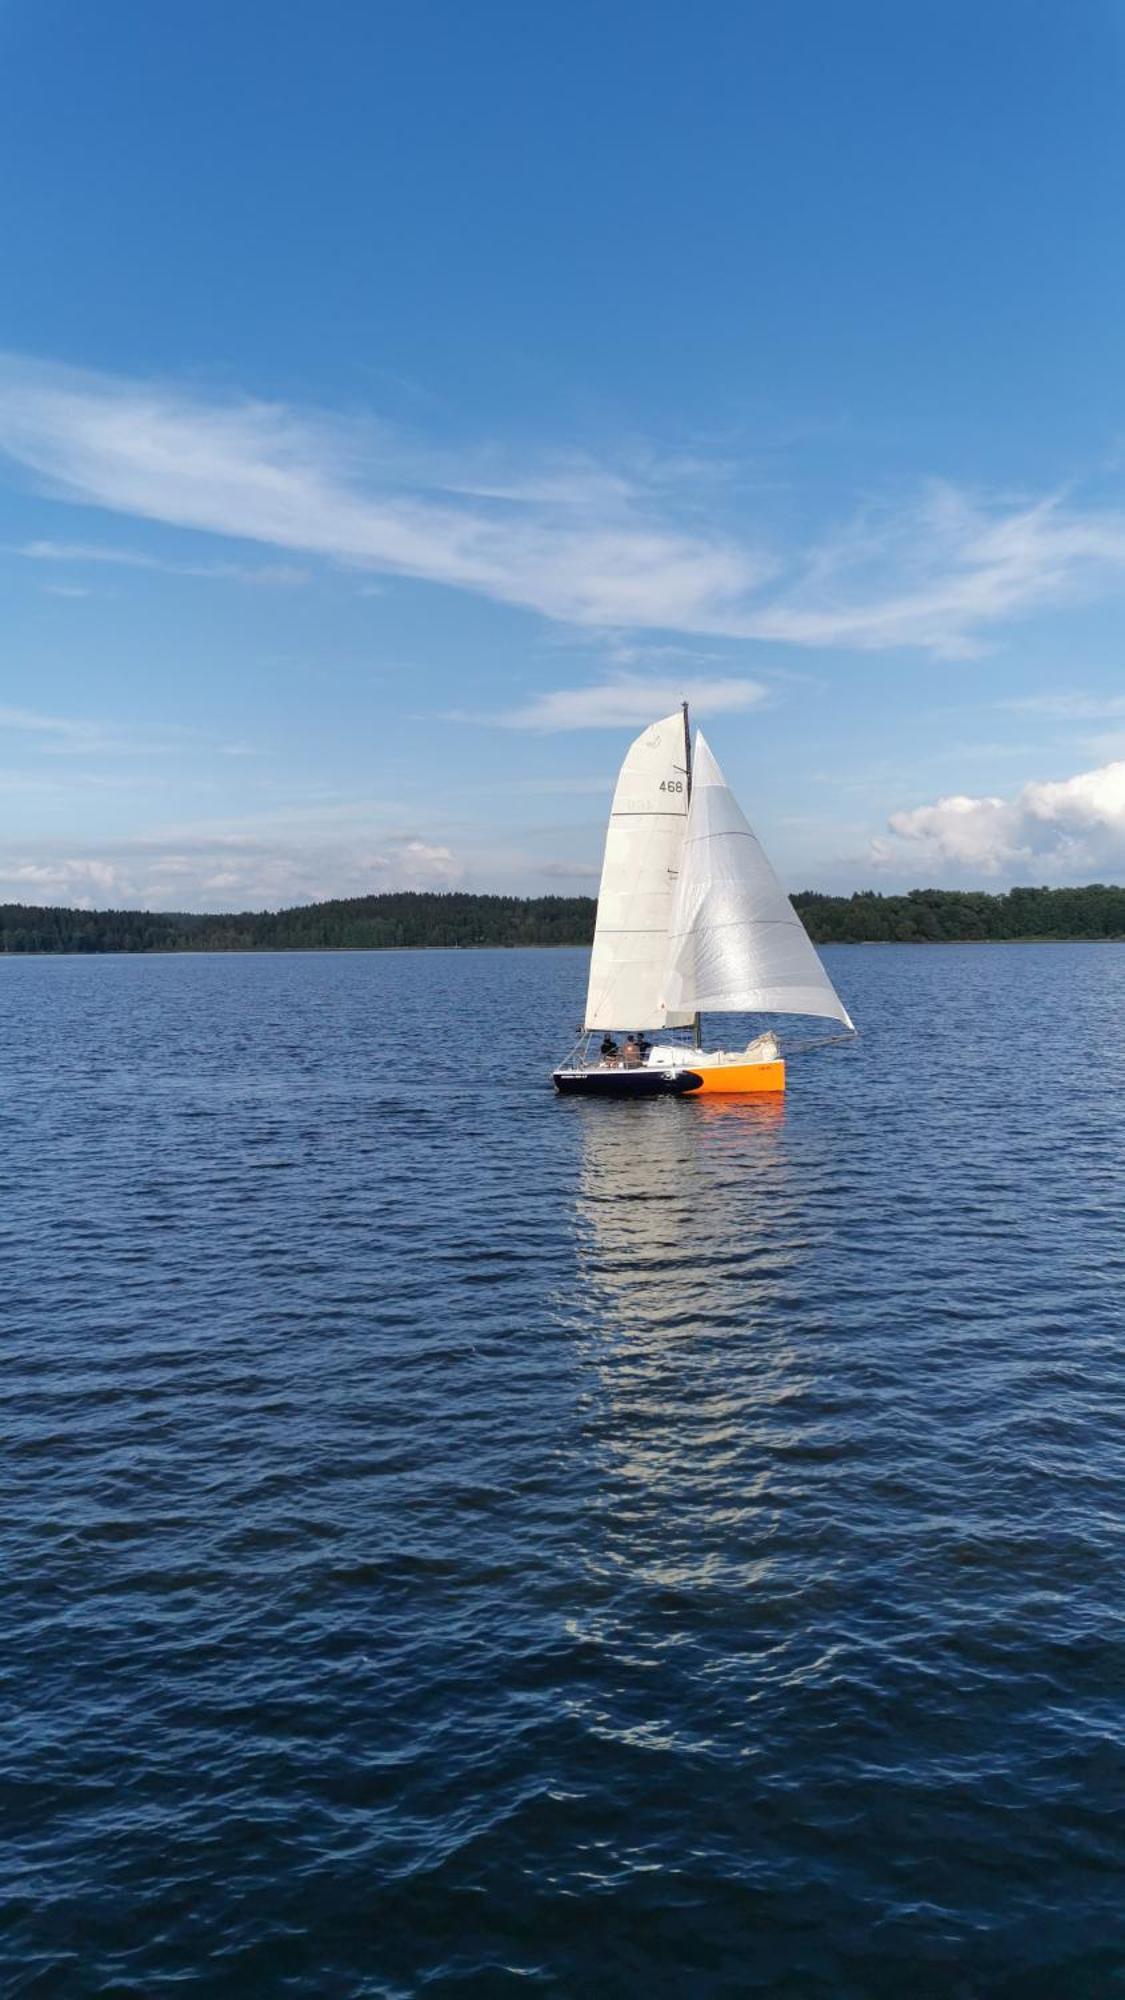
[621,1034,641,1068]
[636,1032,652,1063]
[600,1034,620,1066]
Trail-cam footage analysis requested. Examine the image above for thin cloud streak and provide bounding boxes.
[4,357,1125,651]
[0,705,272,763]
[0,704,180,757]
[539,860,601,880]
[1001,691,1125,721]
[492,675,769,730]
[0,356,762,634]
[14,537,308,586]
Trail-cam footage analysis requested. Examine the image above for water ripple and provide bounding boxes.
[2,945,1124,1995]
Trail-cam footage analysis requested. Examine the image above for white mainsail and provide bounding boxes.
[661,731,854,1029]
[584,711,696,1031]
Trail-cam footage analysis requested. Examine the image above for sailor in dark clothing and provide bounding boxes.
[636,1032,652,1062]
[599,1034,620,1067]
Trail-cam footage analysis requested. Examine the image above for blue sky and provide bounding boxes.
[4,0,1125,909]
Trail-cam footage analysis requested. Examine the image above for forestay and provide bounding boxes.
[661,732,854,1028]
[584,712,696,1031]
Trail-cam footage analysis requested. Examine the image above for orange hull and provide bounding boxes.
[693,1059,785,1094]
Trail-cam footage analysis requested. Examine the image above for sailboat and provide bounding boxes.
[552,704,854,1096]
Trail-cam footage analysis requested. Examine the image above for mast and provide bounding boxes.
[682,700,703,1051]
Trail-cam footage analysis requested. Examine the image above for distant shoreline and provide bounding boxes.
[0,942,591,957]
[4,936,1125,960]
[3,885,1125,954]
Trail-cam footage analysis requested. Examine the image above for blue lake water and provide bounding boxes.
[3,943,1124,1996]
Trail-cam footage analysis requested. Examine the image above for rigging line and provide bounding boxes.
[782,1028,858,1053]
[667,916,808,936]
[681,828,760,843]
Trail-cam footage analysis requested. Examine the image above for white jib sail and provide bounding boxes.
[584,711,696,1031]
[661,731,854,1029]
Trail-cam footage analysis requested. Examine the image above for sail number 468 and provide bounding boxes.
[659,780,684,792]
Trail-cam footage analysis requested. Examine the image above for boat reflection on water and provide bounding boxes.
[563,1096,821,1633]
[573,1092,791,1336]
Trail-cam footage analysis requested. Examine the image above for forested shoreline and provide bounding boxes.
[3,884,1125,953]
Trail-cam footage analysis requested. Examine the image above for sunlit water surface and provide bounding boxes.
[3,945,1124,1996]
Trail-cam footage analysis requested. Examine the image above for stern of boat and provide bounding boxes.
[692,1058,785,1094]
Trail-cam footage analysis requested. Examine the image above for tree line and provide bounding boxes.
[794,884,1125,943]
[0,893,595,954]
[2,884,1125,954]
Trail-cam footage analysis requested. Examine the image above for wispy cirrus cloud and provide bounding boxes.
[0,703,178,756]
[491,674,768,730]
[873,757,1125,878]
[539,859,601,880]
[13,537,308,586]
[5,356,1125,652]
[0,355,761,634]
[1000,691,1125,721]
[739,486,1125,657]
[0,703,265,763]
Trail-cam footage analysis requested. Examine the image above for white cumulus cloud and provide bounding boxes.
[874,758,1125,879]
[0,832,463,913]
